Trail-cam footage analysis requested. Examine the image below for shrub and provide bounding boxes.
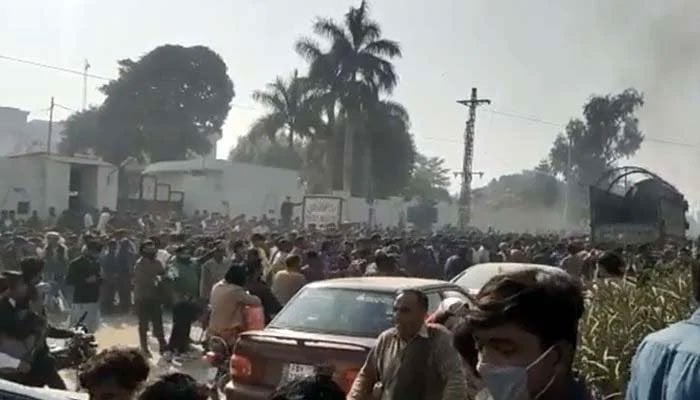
[575,269,694,399]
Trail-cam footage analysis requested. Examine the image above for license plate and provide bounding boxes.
[207,367,218,381]
[282,363,316,383]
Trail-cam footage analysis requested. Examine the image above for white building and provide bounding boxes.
[142,158,460,228]
[143,132,459,227]
[0,106,64,156]
[0,152,118,218]
[143,158,304,218]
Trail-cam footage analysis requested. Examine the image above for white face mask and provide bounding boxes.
[476,346,557,400]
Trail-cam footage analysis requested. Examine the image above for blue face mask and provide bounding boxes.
[476,346,557,400]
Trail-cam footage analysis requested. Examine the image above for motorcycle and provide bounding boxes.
[203,336,231,400]
[50,312,98,379]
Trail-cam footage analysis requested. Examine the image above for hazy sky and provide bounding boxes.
[1,0,699,199]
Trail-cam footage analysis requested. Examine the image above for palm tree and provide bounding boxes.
[296,0,401,194]
[365,100,415,197]
[249,70,321,151]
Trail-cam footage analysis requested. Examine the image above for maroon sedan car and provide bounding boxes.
[224,277,469,400]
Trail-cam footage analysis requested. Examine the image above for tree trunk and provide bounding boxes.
[288,127,294,151]
[342,111,354,194]
[324,137,335,193]
[324,106,336,193]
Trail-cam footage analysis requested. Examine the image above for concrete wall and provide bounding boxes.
[0,155,70,218]
[0,155,117,218]
[184,163,303,218]
[96,164,118,211]
[344,196,458,229]
[145,161,460,228]
[0,156,43,216]
[43,159,70,216]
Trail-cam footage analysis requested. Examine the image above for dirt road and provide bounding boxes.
[56,314,213,390]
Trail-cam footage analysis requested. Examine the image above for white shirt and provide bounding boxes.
[156,249,171,267]
[271,251,288,266]
[96,212,110,234]
[83,213,94,229]
[475,246,490,263]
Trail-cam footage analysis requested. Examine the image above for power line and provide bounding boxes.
[482,107,700,149]
[54,103,77,113]
[4,54,700,149]
[0,54,112,80]
[0,54,263,111]
[484,108,565,127]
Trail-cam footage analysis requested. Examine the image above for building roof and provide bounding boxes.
[7,152,114,167]
[142,159,226,174]
[143,158,300,176]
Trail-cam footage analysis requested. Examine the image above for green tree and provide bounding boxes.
[296,0,402,194]
[534,159,553,175]
[474,171,563,210]
[61,45,234,164]
[229,135,303,170]
[58,108,103,157]
[365,100,415,198]
[249,70,321,151]
[548,88,644,185]
[404,153,451,202]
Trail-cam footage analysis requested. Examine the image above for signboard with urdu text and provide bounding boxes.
[302,196,343,228]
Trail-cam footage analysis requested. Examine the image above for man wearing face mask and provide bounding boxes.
[348,289,468,400]
[466,268,593,400]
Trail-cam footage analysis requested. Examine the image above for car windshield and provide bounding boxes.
[269,287,395,337]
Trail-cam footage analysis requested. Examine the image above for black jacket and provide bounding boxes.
[66,255,101,304]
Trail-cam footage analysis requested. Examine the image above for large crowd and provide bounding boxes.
[0,206,697,399]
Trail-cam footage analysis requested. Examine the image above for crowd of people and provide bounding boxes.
[0,206,697,399]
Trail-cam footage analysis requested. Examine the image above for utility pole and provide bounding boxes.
[563,134,572,225]
[47,97,55,154]
[457,88,491,230]
[82,59,90,110]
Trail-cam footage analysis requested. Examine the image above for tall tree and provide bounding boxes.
[365,100,415,198]
[549,88,645,185]
[296,0,401,194]
[229,135,303,170]
[404,153,451,202]
[249,70,321,151]
[61,45,234,164]
[58,108,104,157]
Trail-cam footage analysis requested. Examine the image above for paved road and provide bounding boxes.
[53,313,213,390]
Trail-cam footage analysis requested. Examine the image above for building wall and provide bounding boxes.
[183,163,304,218]
[144,160,461,228]
[344,195,458,228]
[43,159,70,216]
[95,164,118,211]
[0,106,64,155]
[0,107,29,155]
[0,154,117,218]
[0,155,69,218]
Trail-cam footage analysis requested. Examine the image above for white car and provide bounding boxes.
[0,379,87,400]
[450,262,563,295]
